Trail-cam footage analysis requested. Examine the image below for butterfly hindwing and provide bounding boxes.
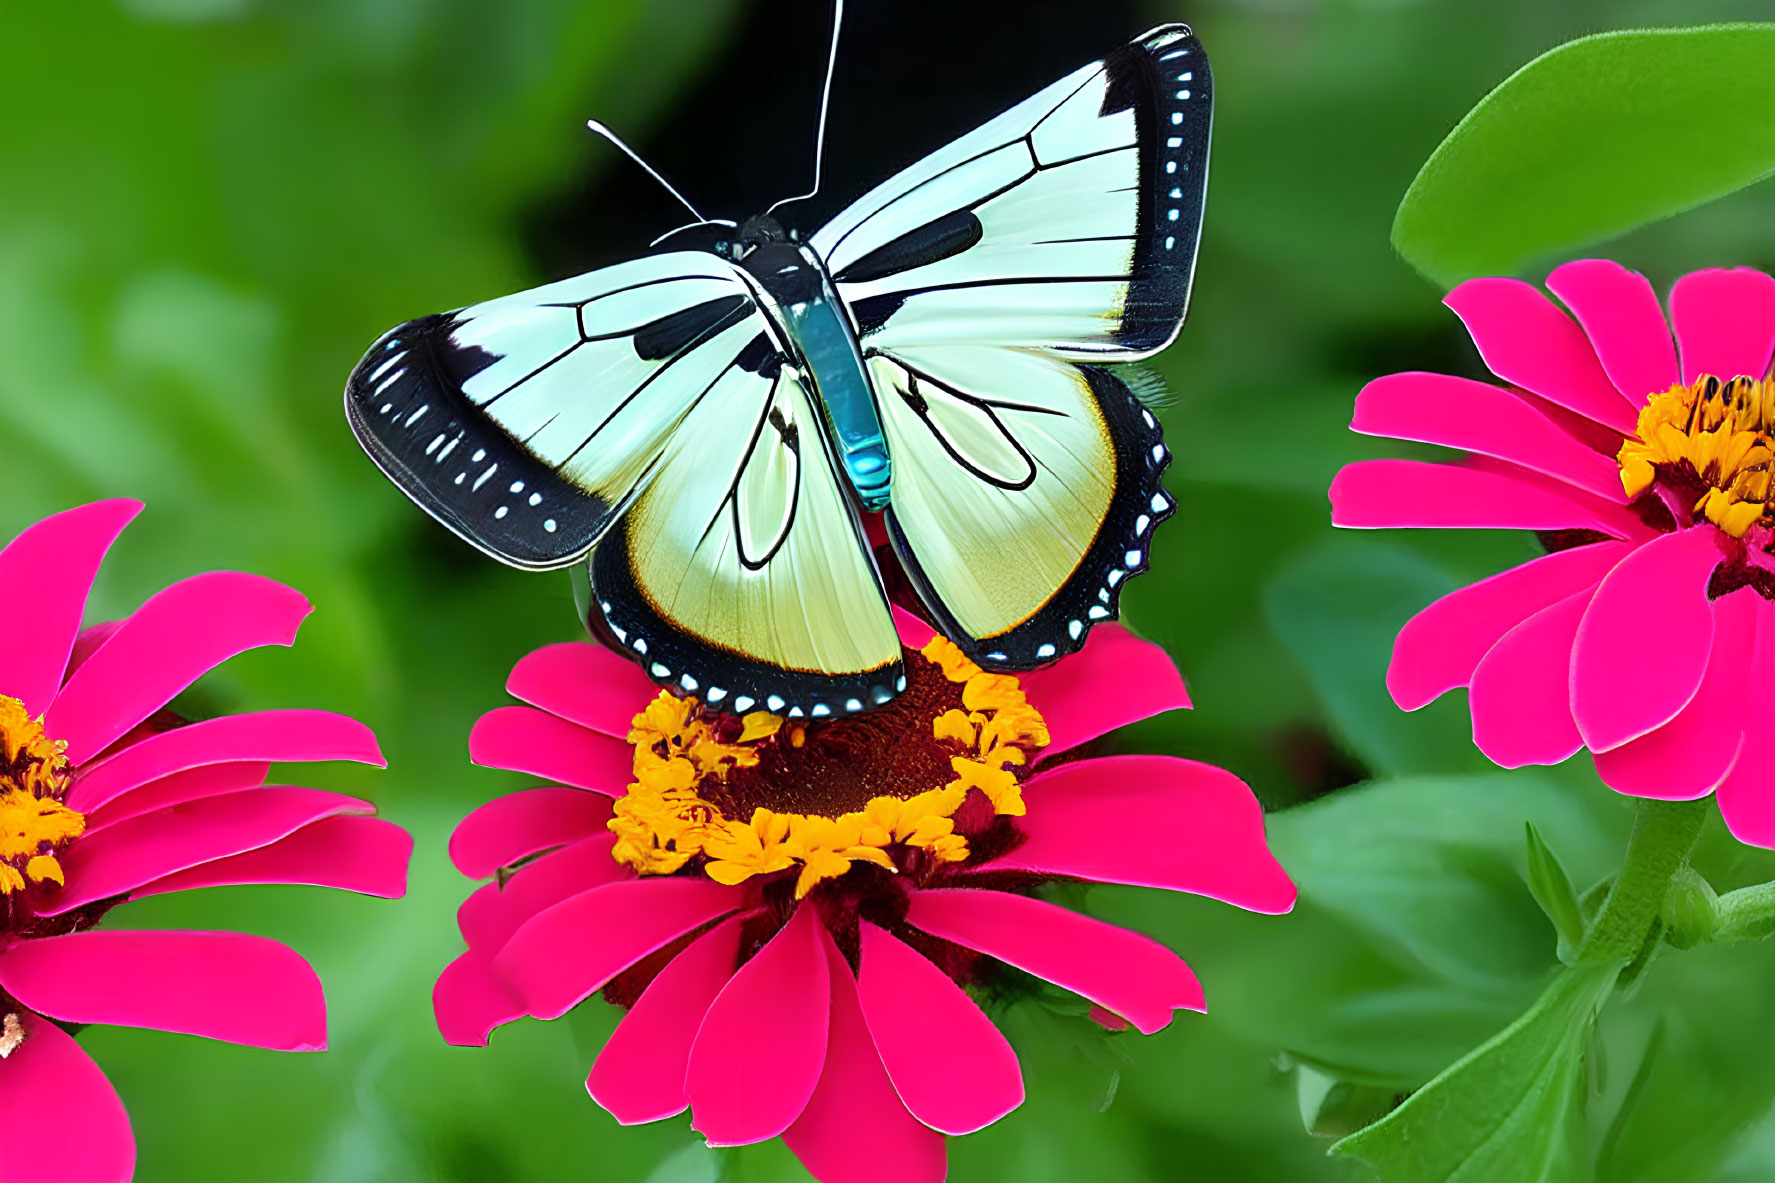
[818,24,1210,359]
[869,347,1173,667]
[345,253,763,570]
[588,352,904,717]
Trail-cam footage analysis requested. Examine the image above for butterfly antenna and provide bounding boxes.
[766,0,844,216]
[585,118,707,223]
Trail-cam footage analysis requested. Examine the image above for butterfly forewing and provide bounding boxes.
[817,24,1210,360]
[344,252,762,570]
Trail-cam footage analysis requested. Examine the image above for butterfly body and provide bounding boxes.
[726,223,893,509]
[346,24,1212,718]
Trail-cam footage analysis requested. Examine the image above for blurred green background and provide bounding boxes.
[4,1,1774,1179]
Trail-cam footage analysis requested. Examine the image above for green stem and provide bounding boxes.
[1713,882,1775,944]
[1577,798,1709,965]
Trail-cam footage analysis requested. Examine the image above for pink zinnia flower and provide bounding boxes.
[0,501,412,1183]
[436,611,1294,1181]
[1332,262,1775,842]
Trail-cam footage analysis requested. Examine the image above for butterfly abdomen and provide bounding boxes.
[741,241,893,511]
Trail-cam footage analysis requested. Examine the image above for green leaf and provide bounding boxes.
[1332,965,1617,1183]
[1268,773,1626,989]
[1711,881,1775,944]
[1524,822,1586,964]
[1393,24,1775,286]
[1291,1060,1405,1139]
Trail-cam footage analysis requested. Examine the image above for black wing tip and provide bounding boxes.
[343,314,610,571]
[1099,21,1212,358]
[1131,23,1197,48]
[889,366,1175,674]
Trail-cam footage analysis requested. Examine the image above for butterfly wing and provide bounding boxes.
[868,347,1169,667]
[347,254,904,713]
[815,24,1209,360]
[345,252,762,570]
[588,350,903,718]
[813,24,1206,666]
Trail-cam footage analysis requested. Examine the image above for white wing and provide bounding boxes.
[346,252,765,569]
[588,354,903,717]
[870,347,1172,666]
[814,24,1210,360]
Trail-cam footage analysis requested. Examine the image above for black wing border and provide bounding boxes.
[344,313,613,571]
[883,364,1175,671]
[1104,23,1213,355]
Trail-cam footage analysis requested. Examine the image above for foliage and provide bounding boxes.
[1392,25,1775,287]
[4,1,1775,1180]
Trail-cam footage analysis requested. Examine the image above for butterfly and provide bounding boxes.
[345,22,1210,719]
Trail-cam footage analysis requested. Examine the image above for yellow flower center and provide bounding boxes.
[1619,374,1775,538]
[608,637,1050,899]
[0,694,85,898]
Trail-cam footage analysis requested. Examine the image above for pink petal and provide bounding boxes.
[1089,1006,1130,1032]
[1463,453,1651,529]
[1019,623,1191,758]
[1715,602,1775,848]
[434,951,527,1047]
[785,930,947,1183]
[483,834,629,951]
[1351,372,1626,501]
[892,605,938,650]
[86,761,272,831]
[0,499,141,717]
[1330,459,1638,536]
[687,903,830,1145]
[0,929,326,1050]
[1468,587,1593,768]
[506,642,660,739]
[45,571,312,766]
[130,815,412,900]
[1593,589,1759,799]
[1571,527,1723,752]
[456,882,509,951]
[1388,542,1631,710]
[449,787,613,878]
[468,705,633,795]
[856,920,1022,1135]
[66,619,125,677]
[456,835,630,960]
[989,755,1295,914]
[1444,277,1640,433]
[1546,260,1680,404]
[493,878,740,1020]
[905,888,1202,1034]
[49,786,374,914]
[588,915,743,1124]
[68,709,383,814]
[0,1007,136,1183]
[1669,268,1775,384]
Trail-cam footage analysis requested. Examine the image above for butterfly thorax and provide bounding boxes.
[728,224,893,511]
